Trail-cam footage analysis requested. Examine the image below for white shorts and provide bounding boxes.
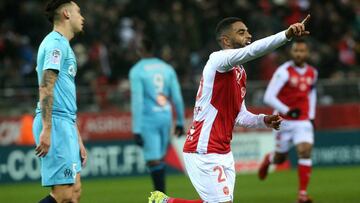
[274,120,314,153]
[183,152,235,203]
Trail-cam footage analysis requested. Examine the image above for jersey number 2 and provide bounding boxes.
[213,166,226,183]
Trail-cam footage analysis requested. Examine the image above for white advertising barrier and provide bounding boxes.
[0,141,147,183]
[171,132,275,174]
[0,120,20,145]
[232,132,275,173]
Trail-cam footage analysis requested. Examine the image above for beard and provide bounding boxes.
[293,58,306,67]
[230,40,246,49]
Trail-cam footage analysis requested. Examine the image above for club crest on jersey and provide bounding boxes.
[189,129,195,135]
[68,65,77,77]
[299,83,307,91]
[64,168,73,178]
[187,126,195,139]
[51,49,61,64]
[187,126,195,141]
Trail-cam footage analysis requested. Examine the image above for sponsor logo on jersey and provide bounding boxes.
[299,83,307,91]
[194,106,202,116]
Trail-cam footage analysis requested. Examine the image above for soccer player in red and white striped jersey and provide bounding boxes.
[258,39,317,203]
[149,15,311,203]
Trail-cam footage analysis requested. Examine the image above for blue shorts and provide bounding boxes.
[33,114,81,186]
[141,116,171,161]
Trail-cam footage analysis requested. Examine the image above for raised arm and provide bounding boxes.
[211,14,311,72]
[210,31,289,72]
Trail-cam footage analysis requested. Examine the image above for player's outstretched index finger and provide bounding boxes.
[301,14,311,25]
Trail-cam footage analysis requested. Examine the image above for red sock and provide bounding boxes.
[168,198,203,203]
[298,159,312,194]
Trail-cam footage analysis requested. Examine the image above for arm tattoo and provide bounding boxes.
[39,70,58,129]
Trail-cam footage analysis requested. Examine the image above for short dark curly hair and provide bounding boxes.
[215,17,243,41]
[45,0,73,23]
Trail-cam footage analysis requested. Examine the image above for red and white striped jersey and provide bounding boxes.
[183,31,289,154]
[264,61,317,120]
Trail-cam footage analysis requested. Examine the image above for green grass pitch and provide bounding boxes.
[1,166,359,203]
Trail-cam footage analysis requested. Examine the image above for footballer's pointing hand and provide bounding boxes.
[264,115,282,130]
[35,128,51,157]
[286,14,311,38]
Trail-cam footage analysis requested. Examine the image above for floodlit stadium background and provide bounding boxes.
[0,0,359,202]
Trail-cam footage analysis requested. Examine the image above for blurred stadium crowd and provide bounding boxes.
[0,0,359,113]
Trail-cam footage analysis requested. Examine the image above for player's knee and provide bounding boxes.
[52,184,75,203]
[297,144,312,158]
[62,194,73,203]
[73,183,82,202]
[273,153,287,164]
[53,188,73,203]
[298,150,311,159]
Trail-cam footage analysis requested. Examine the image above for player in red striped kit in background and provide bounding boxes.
[258,39,317,203]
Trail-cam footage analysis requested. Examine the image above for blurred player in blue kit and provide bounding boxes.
[129,37,185,193]
[32,0,87,202]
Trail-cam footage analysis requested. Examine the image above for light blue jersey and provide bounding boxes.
[35,31,77,120]
[129,58,185,161]
[130,58,185,133]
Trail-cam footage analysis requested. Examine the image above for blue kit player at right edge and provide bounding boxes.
[129,37,185,193]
